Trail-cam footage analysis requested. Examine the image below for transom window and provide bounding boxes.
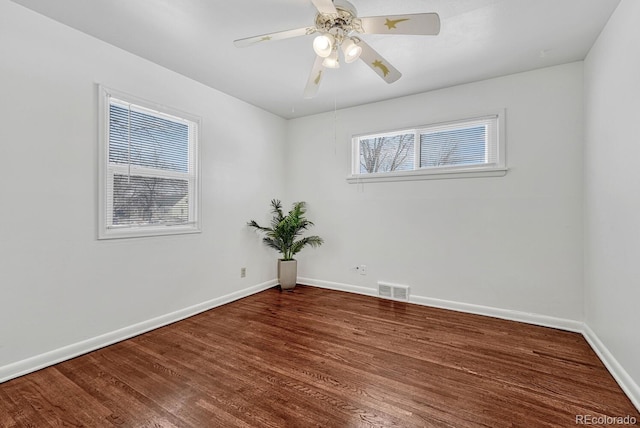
[98,86,200,239]
[349,113,506,182]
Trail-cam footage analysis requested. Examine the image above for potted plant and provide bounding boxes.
[247,199,323,291]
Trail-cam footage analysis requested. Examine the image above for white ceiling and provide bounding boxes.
[12,0,619,119]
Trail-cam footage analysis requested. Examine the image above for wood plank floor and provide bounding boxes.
[1,285,638,427]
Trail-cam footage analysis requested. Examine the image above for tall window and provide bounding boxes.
[98,86,200,239]
[350,113,506,182]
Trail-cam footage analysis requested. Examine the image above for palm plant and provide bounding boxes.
[247,199,323,260]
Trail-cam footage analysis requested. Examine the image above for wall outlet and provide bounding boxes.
[240,267,246,278]
[359,264,367,275]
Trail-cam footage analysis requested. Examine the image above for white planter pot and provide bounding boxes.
[278,259,297,291]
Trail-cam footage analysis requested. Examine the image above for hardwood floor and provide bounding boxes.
[1,285,638,427]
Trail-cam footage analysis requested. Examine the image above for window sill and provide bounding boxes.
[98,224,201,240]
[346,166,508,183]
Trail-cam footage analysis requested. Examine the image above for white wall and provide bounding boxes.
[5,0,633,396]
[287,62,585,321]
[584,0,640,398]
[0,0,286,370]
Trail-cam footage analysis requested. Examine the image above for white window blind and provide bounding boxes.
[419,116,498,169]
[349,112,506,183]
[98,87,200,239]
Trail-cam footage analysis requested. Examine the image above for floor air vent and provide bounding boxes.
[377,282,410,302]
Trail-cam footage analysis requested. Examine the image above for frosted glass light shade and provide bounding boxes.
[313,34,334,58]
[322,50,340,68]
[342,38,362,63]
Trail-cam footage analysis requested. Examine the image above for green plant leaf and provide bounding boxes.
[247,199,323,259]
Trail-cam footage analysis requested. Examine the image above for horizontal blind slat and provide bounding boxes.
[109,104,190,173]
[420,124,488,167]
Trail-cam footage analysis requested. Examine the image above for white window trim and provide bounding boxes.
[347,109,507,183]
[97,84,202,239]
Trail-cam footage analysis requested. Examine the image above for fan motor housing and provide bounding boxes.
[314,1,361,40]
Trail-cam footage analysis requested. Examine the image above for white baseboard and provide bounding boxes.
[0,279,277,384]
[409,294,584,333]
[297,277,378,297]
[300,277,640,412]
[299,277,583,332]
[582,324,640,412]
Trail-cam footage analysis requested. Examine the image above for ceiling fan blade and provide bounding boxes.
[356,39,402,84]
[358,13,440,35]
[311,0,338,15]
[303,56,325,98]
[234,26,316,48]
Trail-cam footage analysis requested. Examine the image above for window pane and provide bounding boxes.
[420,126,486,168]
[109,104,189,173]
[359,133,415,173]
[99,87,200,239]
[112,174,189,226]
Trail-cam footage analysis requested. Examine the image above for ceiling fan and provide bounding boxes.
[233,0,440,98]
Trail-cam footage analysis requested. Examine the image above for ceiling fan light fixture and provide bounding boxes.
[342,37,362,63]
[313,33,334,58]
[322,49,340,68]
[234,1,441,99]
